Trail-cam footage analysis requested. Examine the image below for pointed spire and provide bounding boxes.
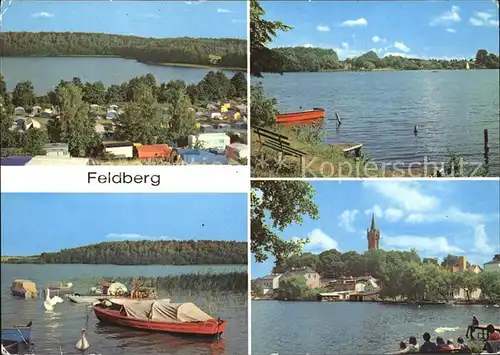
[370,213,378,232]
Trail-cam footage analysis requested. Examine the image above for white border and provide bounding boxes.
[0,166,250,193]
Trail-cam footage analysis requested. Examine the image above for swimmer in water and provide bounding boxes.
[414,125,418,136]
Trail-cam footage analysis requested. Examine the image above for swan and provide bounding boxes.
[76,328,90,350]
[43,288,64,311]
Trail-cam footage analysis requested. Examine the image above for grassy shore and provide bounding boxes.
[251,125,432,178]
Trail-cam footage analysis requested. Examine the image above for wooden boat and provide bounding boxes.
[276,108,326,124]
[10,280,38,299]
[67,294,109,304]
[93,299,227,336]
[44,281,74,297]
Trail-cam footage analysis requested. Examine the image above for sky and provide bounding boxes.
[0,1,246,39]
[262,1,500,60]
[1,193,248,255]
[252,180,500,278]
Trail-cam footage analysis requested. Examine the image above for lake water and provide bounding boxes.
[1,264,247,355]
[258,70,500,176]
[251,301,499,355]
[1,57,239,94]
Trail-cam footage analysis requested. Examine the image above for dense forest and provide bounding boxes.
[4,240,247,265]
[268,249,500,302]
[1,70,247,158]
[0,32,247,69]
[264,47,500,72]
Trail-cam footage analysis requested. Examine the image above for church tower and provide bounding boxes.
[367,214,380,250]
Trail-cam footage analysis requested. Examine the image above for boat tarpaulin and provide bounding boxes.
[11,280,37,294]
[110,299,213,323]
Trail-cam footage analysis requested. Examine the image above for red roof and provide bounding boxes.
[135,144,172,159]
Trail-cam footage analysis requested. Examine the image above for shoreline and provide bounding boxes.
[1,55,246,71]
[263,67,499,74]
[252,298,498,305]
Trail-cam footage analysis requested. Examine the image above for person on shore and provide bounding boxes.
[486,324,500,341]
[457,337,470,353]
[436,336,453,351]
[467,316,480,338]
[419,332,437,353]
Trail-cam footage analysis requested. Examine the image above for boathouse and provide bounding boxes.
[349,290,380,302]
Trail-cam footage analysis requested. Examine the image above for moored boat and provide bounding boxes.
[93,299,226,336]
[67,294,109,304]
[10,280,38,299]
[276,108,326,124]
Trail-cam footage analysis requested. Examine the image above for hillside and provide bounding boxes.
[2,240,247,265]
[265,46,500,72]
[0,32,247,69]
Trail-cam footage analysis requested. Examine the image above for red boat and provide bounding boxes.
[93,299,227,336]
[276,108,326,124]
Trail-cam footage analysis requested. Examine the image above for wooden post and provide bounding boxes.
[484,128,489,166]
[335,112,342,125]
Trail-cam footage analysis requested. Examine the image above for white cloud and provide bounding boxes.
[341,18,368,27]
[372,36,386,44]
[300,229,339,253]
[303,44,315,48]
[469,12,499,27]
[365,205,383,218]
[217,8,231,13]
[365,205,404,222]
[341,42,349,49]
[393,41,411,53]
[185,0,205,4]
[405,207,487,225]
[430,6,461,26]
[382,235,463,254]
[446,28,457,33]
[317,25,330,32]
[338,209,358,232]
[363,181,440,213]
[31,12,54,18]
[106,233,170,240]
[385,208,405,222]
[231,19,246,24]
[472,225,493,255]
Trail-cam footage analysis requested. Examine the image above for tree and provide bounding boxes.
[83,81,106,105]
[105,84,125,104]
[251,180,319,263]
[251,280,264,297]
[230,72,247,98]
[12,81,36,108]
[19,128,49,156]
[197,71,230,101]
[165,88,197,141]
[277,275,315,300]
[117,83,164,144]
[477,272,500,302]
[55,83,99,156]
[475,49,488,67]
[250,0,292,77]
[250,84,278,128]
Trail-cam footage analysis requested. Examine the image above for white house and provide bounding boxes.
[484,254,500,273]
[255,274,282,296]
